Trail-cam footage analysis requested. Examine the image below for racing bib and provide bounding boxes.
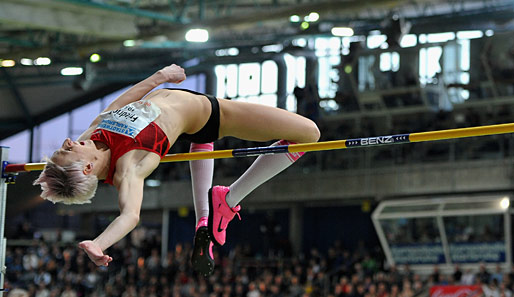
[96,99,161,138]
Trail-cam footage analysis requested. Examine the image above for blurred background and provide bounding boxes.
[2,0,514,296]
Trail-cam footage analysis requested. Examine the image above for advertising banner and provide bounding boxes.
[391,243,445,264]
[449,242,505,263]
[430,285,482,297]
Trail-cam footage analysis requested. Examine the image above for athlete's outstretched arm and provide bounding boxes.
[102,64,186,113]
[78,154,159,266]
[79,175,144,266]
[76,64,186,141]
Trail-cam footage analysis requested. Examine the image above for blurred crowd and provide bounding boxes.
[4,236,404,297]
[5,232,514,297]
[430,263,514,297]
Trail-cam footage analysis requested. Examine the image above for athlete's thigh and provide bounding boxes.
[218,99,319,143]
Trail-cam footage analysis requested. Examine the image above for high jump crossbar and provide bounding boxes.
[3,122,514,174]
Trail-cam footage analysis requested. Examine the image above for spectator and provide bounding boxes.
[289,276,304,297]
[491,264,504,284]
[146,248,161,274]
[482,278,500,297]
[389,284,400,297]
[34,283,49,297]
[247,281,260,297]
[7,288,29,297]
[453,265,463,283]
[377,282,389,297]
[478,263,492,284]
[22,249,38,271]
[388,265,402,285]
[461,269,476,285]
[430,266,441,284]
[33,267,51,287]
[61,283,78,297]
[400,280,414,297]
[500,282,512,297]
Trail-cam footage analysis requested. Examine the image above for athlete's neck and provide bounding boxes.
[92,143,111,180]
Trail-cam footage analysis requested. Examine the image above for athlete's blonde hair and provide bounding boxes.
[33,159,98,205]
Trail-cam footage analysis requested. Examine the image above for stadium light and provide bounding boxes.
[34,57,51,66]
[306,12,319,22]
[20,58,33,66]
[185,29,209,42]
[90,53,101,63]
[60,67,83,76]
[290,15,301,22]
[331,27,354,37]
[500,197,510,210]
[123,40,136,47]
[0,60,15,67]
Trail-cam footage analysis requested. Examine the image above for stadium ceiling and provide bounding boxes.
[1,0,514,140]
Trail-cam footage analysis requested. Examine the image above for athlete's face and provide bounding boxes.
[51,138,97,166]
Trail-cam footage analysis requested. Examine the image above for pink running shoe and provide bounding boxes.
[191,217,215,277]
[208,186,241,246]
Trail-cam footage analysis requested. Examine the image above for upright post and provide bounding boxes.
[161,209,170,267]
[0,147,9,296]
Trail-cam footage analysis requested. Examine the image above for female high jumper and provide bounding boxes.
[33,64,320,276]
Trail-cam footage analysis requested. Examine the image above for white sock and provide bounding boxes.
[226,140,304,208]
[189,143,214,224]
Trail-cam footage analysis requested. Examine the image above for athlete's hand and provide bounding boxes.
[158,64,186,84]
[78,240,113,267]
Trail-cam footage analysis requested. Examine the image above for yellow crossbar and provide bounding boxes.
[4,123,514,173]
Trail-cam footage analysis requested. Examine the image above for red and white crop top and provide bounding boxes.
[90,100,170,185]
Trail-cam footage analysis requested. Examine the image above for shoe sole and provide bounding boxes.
[191,227,214,277]
[208,188,223,246]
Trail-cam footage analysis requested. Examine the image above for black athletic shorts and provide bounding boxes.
[165,88,220,143]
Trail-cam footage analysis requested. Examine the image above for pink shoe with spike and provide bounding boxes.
[191,217,214,276]
[208,186,241,246]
